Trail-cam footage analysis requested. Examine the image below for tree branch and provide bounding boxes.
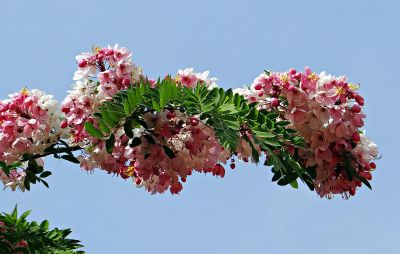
[21,146,83,162]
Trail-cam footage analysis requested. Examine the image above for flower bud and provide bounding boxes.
[254,83,263,90]
[352,132,361,142]
[78,59,88,68]
[352,104,362,113]
[60,120,68,129]
[270,97,279,107]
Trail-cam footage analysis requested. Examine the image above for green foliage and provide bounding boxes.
[182,85,240,149]
[22,158,51,191]
[85,78,318,191]
[265,149,315,190]
[0,206,84,254]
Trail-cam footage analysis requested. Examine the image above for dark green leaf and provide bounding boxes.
[124,119,134,138]
[106,133,115,154]
[277,173,298,186]
[40,171,52,178]
[358,176,372,190]
[61,155,80,164]
[41,179,49,188]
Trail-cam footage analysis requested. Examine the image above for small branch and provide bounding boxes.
[21,146,83,162]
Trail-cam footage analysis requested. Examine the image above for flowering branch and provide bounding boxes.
[0,44,379,199]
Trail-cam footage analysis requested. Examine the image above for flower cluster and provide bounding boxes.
[123,110,230,194]
[0,89,63,191]
[61,44,141,144]
[61,46,231,194]
[235,68,378,198]
[176,68,218,89]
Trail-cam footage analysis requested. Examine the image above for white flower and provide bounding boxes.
[178,68,195,77]
[196,70,218,89]
[31,89,58,113]
[317,71,335,88]
[353,135,379,163]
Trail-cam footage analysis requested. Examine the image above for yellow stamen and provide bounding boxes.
[308,73,318,82]
[280,74,288,83]
[336,86,346,95]
[92,45,101,53]
[20,87,29,96]
[348,83,360,91]
[124,166,135,177]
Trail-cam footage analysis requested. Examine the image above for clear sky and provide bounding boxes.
[1,0,399,253]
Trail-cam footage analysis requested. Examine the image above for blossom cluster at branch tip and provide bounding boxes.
[0,88,65,191]
[234,68,378,198]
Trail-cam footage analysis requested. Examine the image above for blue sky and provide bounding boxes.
[1,0,399,253]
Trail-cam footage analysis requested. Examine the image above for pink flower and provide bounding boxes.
[98,83,118,99]
[12,137,31,153]
[176,68,198,88]
[288,107,308,124]
[98,70,115,84]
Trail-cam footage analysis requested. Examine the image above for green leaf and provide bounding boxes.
[24,179,30,191]
[20,210,31,220]
[41,179,49,188]
[271,171,282,182]
[106,133,115,154]
[84,122,103,139]
[123,98,131,114]
[252,130,275,139]
[61,155,80,164]
[277,173,298,186]
[357,176,372,190]
[106,110,124,123]
[289,180,299,189]
[152,99,161,111]
[159,80,178,108]
[101,109,117,127]
[243,135,260,163]
[97,118,111,134]
[124,119,134,138]
[304,177,315,191]
[262,139,281,147]
[276,121,291,126]
[266,112,279,119]
[40,220,49,230]
[40,171,52,178]
[0,161,10,176]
